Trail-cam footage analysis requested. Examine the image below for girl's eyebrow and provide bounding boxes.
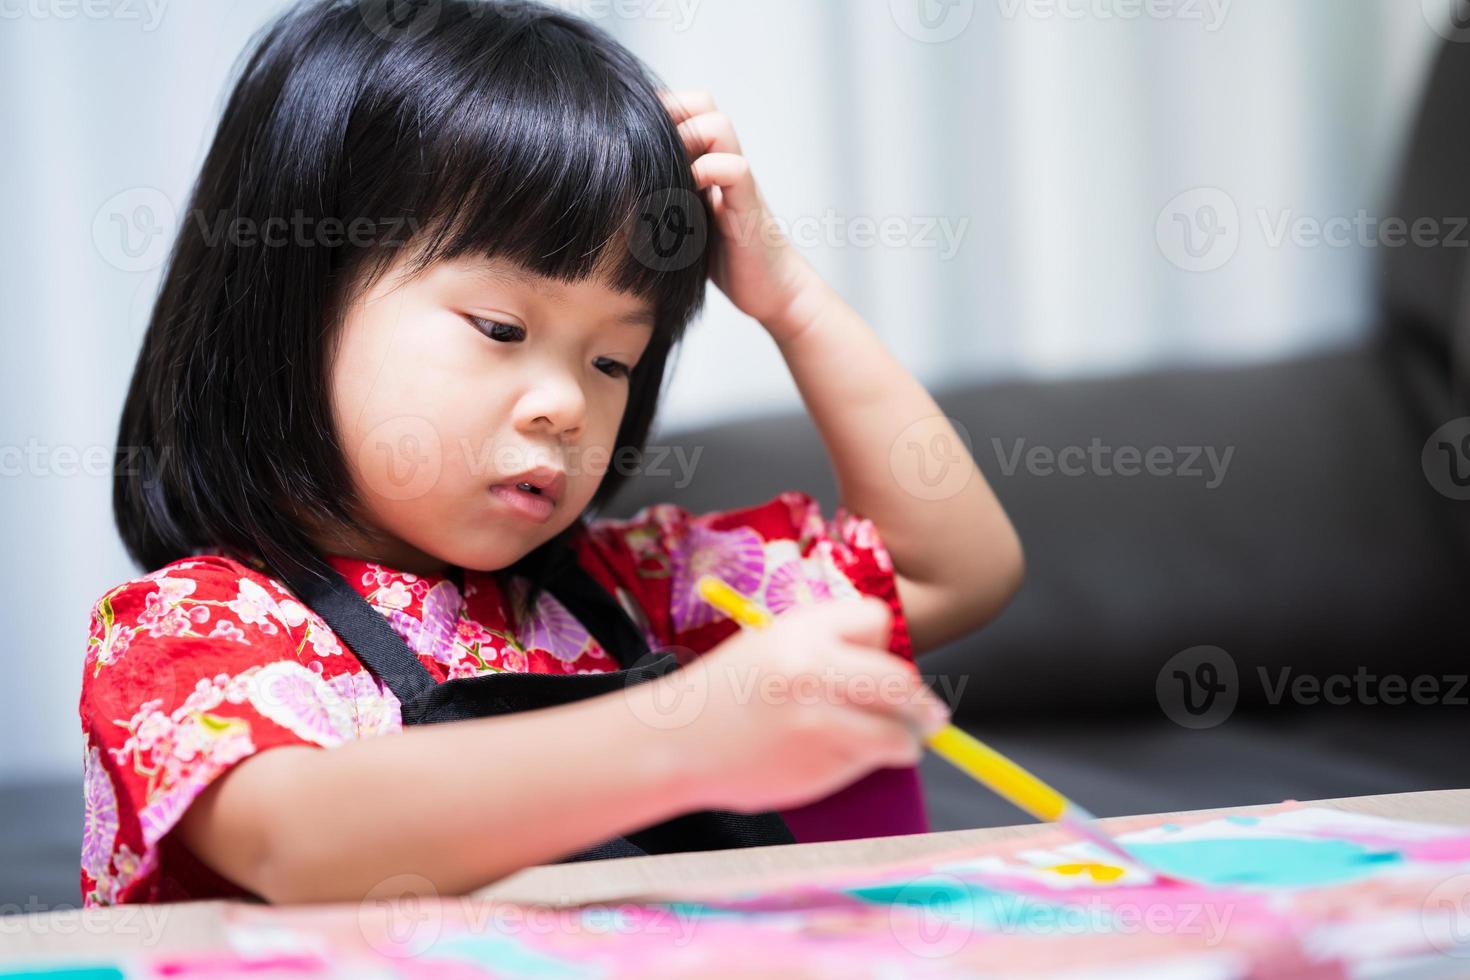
[467,262,655,329]
[607,307,657,329]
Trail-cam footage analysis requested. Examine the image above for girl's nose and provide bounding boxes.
[514,374,587,438]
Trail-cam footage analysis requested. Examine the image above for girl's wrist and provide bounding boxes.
[763,271,839,348]
[607,678,716,816]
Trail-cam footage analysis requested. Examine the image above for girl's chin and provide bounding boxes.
[424,530,554,575]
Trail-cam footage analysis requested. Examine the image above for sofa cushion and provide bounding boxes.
[606,347,1470,715]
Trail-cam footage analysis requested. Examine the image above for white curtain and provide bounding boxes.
[611,0,1439,427]
[0,0,1441,781]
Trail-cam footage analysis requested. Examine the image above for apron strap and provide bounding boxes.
[276,555,441,704]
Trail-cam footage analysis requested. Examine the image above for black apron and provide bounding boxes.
[276,542,796,863]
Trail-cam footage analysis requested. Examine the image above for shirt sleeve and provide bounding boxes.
[78,556,401,906]
[581,490,914,665]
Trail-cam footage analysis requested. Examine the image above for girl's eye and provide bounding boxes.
[469,316,632,379]
[594,357,632,380]
[468,316,525,342]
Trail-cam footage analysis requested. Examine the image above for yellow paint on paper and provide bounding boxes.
[1048,862,1128,883]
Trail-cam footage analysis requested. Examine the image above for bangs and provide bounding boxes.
[335,1,709,337]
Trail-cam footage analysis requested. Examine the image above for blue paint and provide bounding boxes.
[426,934,593,978]
[844,877,1079,931]
[1160,823,1182,832]
[846,878,974,908]
[1224,815,1261,826]
[1127,837,1402,887]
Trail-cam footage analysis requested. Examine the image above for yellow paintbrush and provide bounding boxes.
[694,573,1176,882]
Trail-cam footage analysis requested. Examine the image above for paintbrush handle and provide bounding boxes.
[923,725,1165,875]
[923,723,1070,823]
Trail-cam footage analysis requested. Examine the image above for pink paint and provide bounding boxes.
[1405,836,1470,861]
[150,951,330,976]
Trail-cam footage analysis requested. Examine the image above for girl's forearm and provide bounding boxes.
[184,688,700,904]
[768,278,1024,650]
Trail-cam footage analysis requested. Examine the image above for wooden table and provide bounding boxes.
[3,788,1466,960]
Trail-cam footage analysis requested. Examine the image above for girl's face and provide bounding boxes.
[326,249,656,575]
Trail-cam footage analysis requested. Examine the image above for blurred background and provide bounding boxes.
[3,0,1467,910]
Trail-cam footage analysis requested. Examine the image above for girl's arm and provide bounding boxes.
[665,90,1024,657]
[179,598,944,904]
[178,687,700,904]
[769,280,1024,656]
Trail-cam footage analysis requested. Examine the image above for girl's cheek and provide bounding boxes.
[347,410,455,507]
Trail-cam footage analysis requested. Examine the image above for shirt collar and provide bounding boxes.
[324,555,470,665]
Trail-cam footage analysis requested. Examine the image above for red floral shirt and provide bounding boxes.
[79,491,923,906]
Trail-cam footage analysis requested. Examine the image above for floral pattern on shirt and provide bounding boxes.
[582,490,912,665]
[350,560,618,677]
[79,490,914,906]
[79,559,402,906]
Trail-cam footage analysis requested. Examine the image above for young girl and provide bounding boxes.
[80,0,1023,907]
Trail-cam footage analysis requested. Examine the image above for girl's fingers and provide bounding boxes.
[676,110,743,158]
[822,646,949,734]
[658,88,717,125]
[787,643,946,734]
[689,152,761,216]
[833,708,927,769]
[658,93,761,219]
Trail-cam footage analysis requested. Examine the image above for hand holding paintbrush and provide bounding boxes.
[695,574,1184,885]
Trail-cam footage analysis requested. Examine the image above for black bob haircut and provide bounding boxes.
[115,0,711,616]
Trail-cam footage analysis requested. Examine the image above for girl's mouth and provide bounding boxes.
[490,482,555,523]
